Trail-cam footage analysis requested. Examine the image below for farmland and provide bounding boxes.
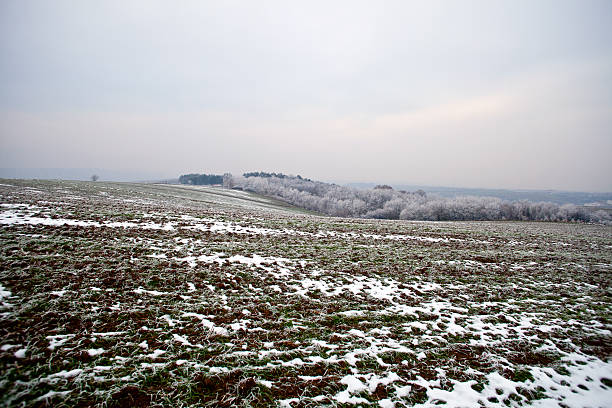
[0,179,611,407]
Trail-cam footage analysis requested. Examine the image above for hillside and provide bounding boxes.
[346,183,612,208]
[1,179,611,407]
[227,174,612,223]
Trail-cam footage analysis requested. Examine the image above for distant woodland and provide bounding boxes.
[222,173,612,224]
[178,173,223,185]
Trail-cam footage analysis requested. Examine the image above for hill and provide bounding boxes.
[1,179,611,407]
[346,183,612,208]
[225,173,611,223]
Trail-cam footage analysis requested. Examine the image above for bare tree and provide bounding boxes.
[222,173,235,189]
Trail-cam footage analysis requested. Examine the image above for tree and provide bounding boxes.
[178,173,223,185]
[227,172,611,224]
[91,174,99,182]
[223,173,235,189]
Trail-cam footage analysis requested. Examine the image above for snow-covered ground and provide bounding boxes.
[0,179,611,407]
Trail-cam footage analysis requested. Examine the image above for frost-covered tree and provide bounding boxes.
[222,173,611,224]
[222,173,235,189]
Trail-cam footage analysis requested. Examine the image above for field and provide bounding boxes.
[1,180,611,407]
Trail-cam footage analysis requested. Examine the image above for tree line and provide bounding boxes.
[223,173,611,224]
[178,173,223,185]
[243,172,312,181]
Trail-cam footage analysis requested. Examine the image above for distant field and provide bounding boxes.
[346,183,612,208]
[1,180,611,407]
[584,206,612,215]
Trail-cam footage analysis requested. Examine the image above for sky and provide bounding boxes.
[1,0,611,191]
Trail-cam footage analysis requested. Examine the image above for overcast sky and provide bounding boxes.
[1,0,611,191]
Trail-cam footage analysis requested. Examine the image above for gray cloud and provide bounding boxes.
[1,0,611,191]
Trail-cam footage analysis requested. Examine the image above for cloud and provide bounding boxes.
[1,2,611,190]
[2,59,610,191]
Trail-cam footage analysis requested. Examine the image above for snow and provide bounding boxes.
[0,284,11,300]
[335,375,369,404]
[146,349,166,359]
[299,375,323,381]
[133,287,170,296]
[35,390,71,401]
[93,365,113,371]
[278,398,299,407]
[208,366,230,373]
[340,310,365,317]
[348,329,366,338]
[407,322,428,331]
[229,321,248,331]
[146,253,167,259]
[395,385,412,397]
[160,314,177,327]
[180,212,487,246]
[379,399,395,408]
[4,182,612,407]
[257,379,274,388]
[46,334,75,350]
[182,312,228,336]
[0,206,174,231]
[91,331,125,337]
[48,369,84,379]
[141,362,167,369]
[420,379,483,408]
[281,358,306,367]
[368,372,401,392]
[172,333,203,348]
[405,359,612,408]
[312,339,339,350]
[529,355,612,408]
